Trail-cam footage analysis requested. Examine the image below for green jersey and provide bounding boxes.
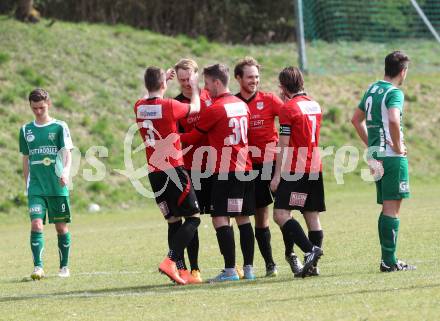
[358,80,405,158]
[19,119,73,196]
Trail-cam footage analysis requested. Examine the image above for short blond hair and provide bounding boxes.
[174,58,199,73]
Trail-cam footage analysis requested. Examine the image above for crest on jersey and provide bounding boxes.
[26,129,35,142]
[43,157,52,166]
[205,100,212,107]
[256,101,264,110]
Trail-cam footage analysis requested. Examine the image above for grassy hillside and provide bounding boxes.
[1,16,439,214]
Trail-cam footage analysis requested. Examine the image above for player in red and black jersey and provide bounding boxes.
[172,58,212,283]
[133,66,202,285]
[181,64,256,282]
[270,67,325,278]
[234,57,283,277]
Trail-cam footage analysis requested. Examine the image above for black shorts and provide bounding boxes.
[189,170,213,214]
[252,162,275,209]
[274,172,326,213]
[148,166,200,219]
[210,172,256,217]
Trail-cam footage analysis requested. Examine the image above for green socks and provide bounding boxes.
[30,231,45,267]
[58,232,71,268]
[378,213,400,265]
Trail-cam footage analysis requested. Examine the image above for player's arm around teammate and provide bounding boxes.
[134,67,202,285]
[20,88,73,280]
[171,58,213,282]
[182,64,257,281]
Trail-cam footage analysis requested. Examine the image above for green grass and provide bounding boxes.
[0,15,439,214]
[0,181,439,321]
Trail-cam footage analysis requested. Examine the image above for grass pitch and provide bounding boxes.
[0,180,439,321]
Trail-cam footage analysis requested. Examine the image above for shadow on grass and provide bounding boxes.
[1,274,439,303]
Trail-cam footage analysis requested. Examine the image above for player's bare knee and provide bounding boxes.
[31,219,43,232]
[167,216,182,224]
[55,223,68,235]
[303,211,321,230]
[273,210,289,227]
[235,215,250,226]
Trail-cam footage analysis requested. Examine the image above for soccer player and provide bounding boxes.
[270,67,324,278]
[234,57,285,277]
[173,58,212,282]
[181,63,256,282]
[19,88,73,280]
[351,51,416,272]
[134,66,202,285]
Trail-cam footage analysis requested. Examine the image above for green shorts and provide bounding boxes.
[375,157,410,204]
[28,195,71,224]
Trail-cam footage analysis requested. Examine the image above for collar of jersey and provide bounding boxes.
[290,92,307,99]
[236,91,257,103]
[33,119,56,127]
[216,92,233,99]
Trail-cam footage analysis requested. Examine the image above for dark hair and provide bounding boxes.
[385,51,410,78]
[144,66,165,91]
[203,64,229,87]
[278,66,304,94]
[234,56,260,78]
[29,88,50,103]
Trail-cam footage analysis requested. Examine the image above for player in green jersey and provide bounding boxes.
[19,88,74,280]
[352,51,416,272]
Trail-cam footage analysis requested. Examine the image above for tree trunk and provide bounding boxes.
[15,0,40,23]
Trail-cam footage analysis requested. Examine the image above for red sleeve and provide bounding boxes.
[180,128,205,145]
[171,99,190,120]
[180,106,218,145]
[278,103,291,126]
[195,105,221,133]
[270,93,283,116]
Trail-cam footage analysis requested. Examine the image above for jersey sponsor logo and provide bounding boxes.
[187,114,200,125]
[29,204,43,215]
[158,201,170,217]
[256,101,264,110]
[297,101,321,115]
[289,192,307,207]
[137,104,163,119]
[29,146,58,156]
[250,119,264,128]
[399,181,409,193]
[48,132,56,140]
[224,102,247,118]
[227,198,243,212]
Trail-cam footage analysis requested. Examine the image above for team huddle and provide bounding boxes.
[20,51,415,283]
